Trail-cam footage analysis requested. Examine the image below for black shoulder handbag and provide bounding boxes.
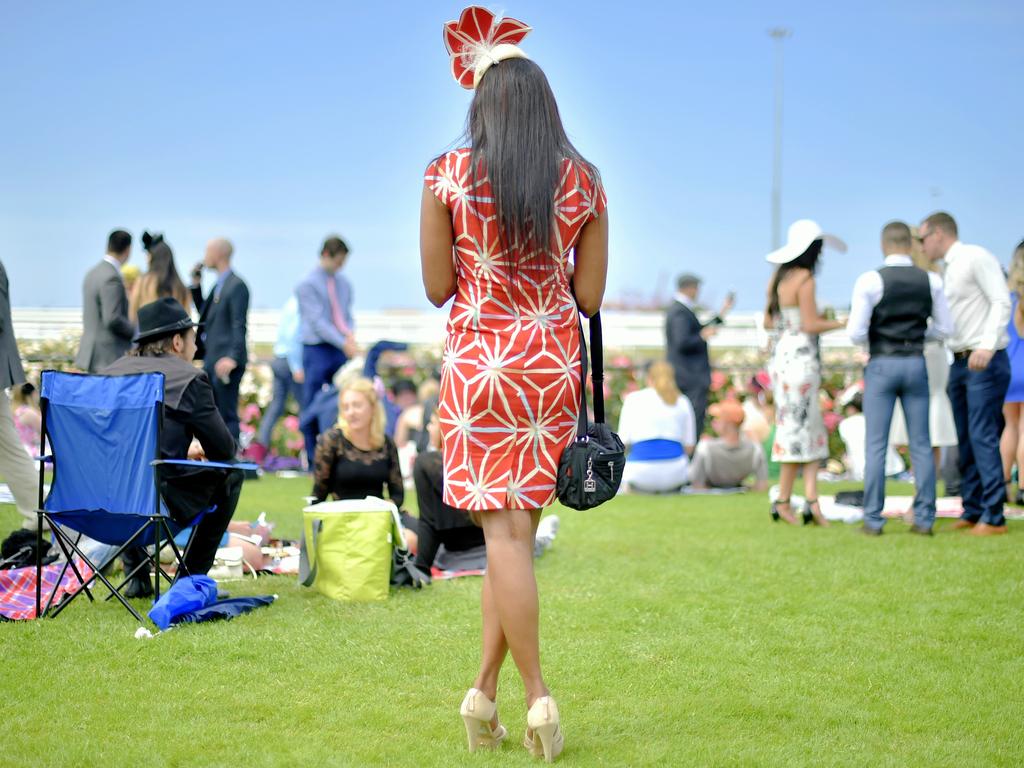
[556,311,626,510]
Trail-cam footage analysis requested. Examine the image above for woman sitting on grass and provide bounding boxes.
[618,361,696,492]
[412,411,485,572]
[311,377,415,548]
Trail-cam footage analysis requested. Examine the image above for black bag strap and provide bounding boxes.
[575,311,606,437]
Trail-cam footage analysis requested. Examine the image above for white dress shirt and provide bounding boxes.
[617,387,696,448]
[102,254,123,276]
[941,241,1010,352]
[846,255,955,347]
[674,291,694,308]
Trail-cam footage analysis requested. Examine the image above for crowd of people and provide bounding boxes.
[651,213,1022,538]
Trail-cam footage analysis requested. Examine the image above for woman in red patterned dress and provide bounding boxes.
[420,7,607,761]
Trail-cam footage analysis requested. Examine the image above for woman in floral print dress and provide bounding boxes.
[764,221,846,526]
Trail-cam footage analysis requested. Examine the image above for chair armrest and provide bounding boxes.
[151,459,258,471]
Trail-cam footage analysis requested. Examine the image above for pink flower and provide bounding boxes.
[283,415,300,432]
[286,438,304,452]
[710,371,728,392]
[822,412,842,432]
[240,423,256,435]
[611,355,632,368]
[243,403,261,422]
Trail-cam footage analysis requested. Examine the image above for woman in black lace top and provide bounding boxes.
[312,377,404,506]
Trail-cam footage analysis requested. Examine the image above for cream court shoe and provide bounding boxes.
[460,688,508,752]
[524,696,564,762]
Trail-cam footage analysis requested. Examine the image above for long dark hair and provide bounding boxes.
[465,57,598,259]
[142,233,187,303]
[766,239,823,317]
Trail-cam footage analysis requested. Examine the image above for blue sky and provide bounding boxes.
[2,1,1021,314]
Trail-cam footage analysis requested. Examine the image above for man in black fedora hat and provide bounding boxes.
[104,297,241,592]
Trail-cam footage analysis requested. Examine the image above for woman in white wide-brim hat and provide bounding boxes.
[764,220,846,526]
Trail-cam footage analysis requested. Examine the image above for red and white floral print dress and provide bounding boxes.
[424,148,607,511]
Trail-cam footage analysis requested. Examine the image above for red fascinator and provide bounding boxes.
[443,6,532,90]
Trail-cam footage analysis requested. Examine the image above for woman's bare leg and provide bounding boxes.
[472,511,542,721]
[479,507,547,706]
[1000,402,1019,499]
[802,461,828,526]
[473,570,507,701]
[776,462,799,523]
[1015,407,1024,500]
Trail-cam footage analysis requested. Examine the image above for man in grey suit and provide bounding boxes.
[74,230,135,371]
[0,259,42,531]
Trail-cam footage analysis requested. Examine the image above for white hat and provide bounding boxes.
[765,219,847,264]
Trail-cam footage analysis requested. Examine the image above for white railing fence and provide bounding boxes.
[12,307,859,353]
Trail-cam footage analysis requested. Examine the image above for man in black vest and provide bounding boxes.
[665,273,734,437]
[846,221,954,535]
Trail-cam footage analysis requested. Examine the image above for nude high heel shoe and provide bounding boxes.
[524,696,563,762]
[460,688,507,752]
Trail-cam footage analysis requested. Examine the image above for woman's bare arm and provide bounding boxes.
[419,186,457,307]
[572,212,609,317]
[797,276,842,334]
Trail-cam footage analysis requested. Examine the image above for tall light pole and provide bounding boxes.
[768,27,791,250]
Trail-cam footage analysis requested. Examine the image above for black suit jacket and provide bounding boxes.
[0,260,26,390]
[666,301,711,393]
[191,271,249,366]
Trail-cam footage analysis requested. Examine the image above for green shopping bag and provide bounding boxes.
[298,497,404,602]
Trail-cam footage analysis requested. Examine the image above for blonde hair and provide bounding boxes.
[1008,243,1024,296]
[648,361,680,406]
[337,377,386,449]
[417,378,440,402]
[129,272,191,322]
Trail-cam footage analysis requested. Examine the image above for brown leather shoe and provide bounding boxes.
[967,523,1009,536]
[951,519,977,530]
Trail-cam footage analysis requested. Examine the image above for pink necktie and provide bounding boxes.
[326,273,350,335]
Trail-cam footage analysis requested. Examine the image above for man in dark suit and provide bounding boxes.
[665,273,734,439]
[0,259,41,531]
[106,298,241,586]
[74,230,135,371]
[190,238,249,442]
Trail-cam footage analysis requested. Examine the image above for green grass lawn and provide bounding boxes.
[2,476,1022,767]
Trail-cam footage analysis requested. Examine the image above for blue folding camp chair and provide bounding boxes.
[34,370,250,623]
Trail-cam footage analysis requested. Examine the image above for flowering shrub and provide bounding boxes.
[17,335,867,461]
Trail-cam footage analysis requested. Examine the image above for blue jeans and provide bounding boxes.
[863,355,935,531]
[257,356,303,447]
[301,343,348,465]
[948,350,1010,526]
